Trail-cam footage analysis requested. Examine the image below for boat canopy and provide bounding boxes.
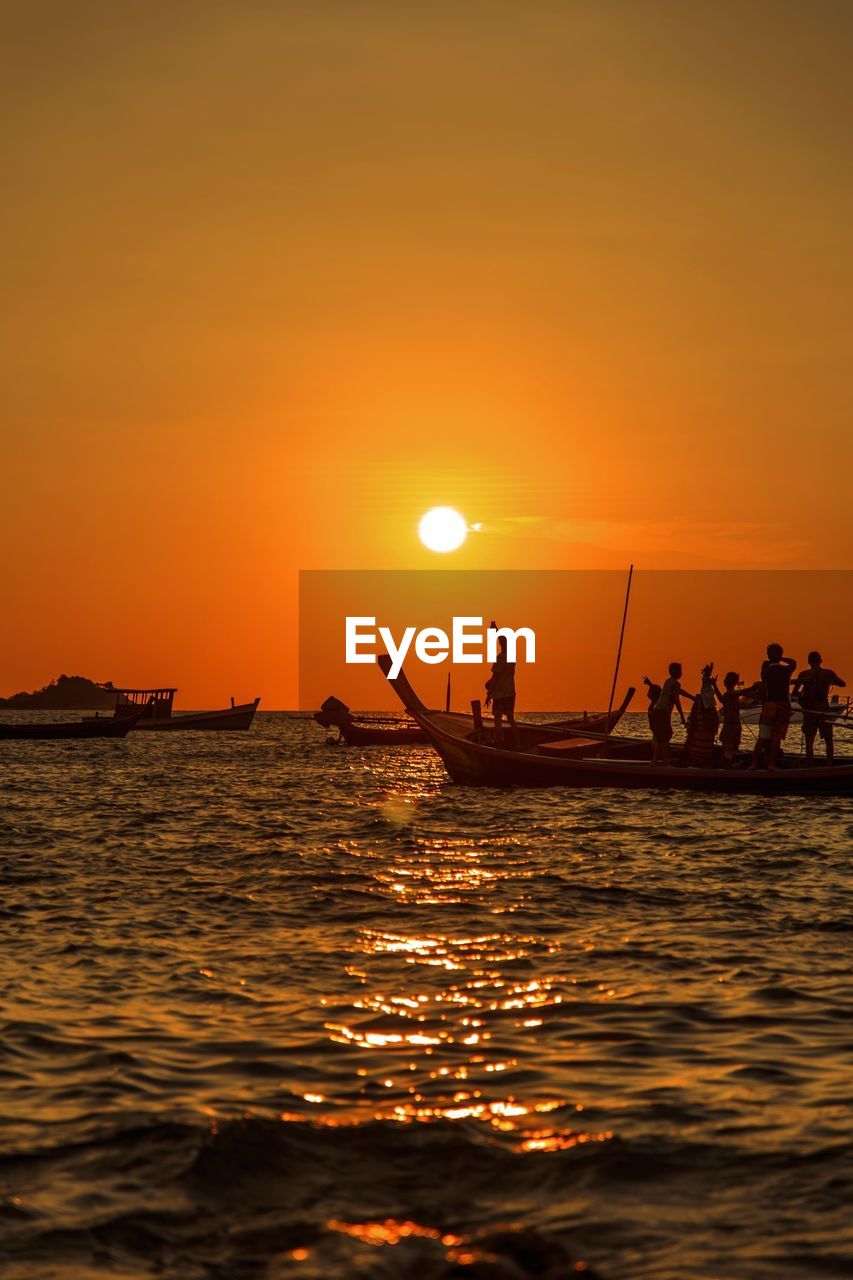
[100,686,177,707]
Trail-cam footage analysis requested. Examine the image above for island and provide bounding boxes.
[0,675,119,710]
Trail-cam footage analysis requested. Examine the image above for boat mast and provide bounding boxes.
[604,564,634,750]
[445,670,452,712]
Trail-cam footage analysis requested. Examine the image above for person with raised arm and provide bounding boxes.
[684,664,720,767]
[649,662,696,764]
[711,670,758,767]
[642,676,662,736]
[751,643,797,770]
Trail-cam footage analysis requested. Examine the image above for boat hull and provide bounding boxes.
[337,720,428,746]
[379,658,853,796]
[431,731,853,794]
[129,699,260,732]
[0,716,138,741]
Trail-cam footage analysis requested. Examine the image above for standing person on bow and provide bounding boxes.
[793,651,846,766]
[751,643,797,770]
[484,621,518,748]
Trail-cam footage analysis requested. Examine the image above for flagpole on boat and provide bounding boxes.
[604,564,634,751]
[445,670,452,713]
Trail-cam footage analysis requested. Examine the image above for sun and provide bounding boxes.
[418,507,468,553]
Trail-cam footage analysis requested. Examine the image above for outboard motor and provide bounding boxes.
[314,696,353,731]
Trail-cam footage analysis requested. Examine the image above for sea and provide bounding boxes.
[1,712,851,1280]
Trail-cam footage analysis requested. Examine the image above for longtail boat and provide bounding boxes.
[101,687,260,732]
[314,687,635,747]
[379,657,853,795]
[0,710,142,741]
[315,698,429,745]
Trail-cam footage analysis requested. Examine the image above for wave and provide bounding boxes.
[3,1113,852,1279]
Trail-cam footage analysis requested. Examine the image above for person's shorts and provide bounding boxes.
[492,696,516,717]
[650,708,673,742]
[758,700,791,745]
[802,710,832,741]
[720,724,742,755]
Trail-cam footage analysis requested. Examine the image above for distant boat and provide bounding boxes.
[739,692,851,727]
[103,687,261,732]
[0,710,142,741]
[379,658,853,795]
[314,687,635,747]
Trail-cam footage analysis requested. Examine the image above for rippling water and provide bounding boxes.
[1,712,852,1280]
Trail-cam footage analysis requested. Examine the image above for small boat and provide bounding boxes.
[314,697,428,745]
[104,687,260,732]
[0,710,142,741]
[739,692,851,728]
[314,687,635,747]
[379,658,853,795]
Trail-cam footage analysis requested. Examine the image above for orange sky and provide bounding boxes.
[1,2,851,707]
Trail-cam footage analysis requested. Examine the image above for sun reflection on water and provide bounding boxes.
[277,807,615,1160]
[328,1218,463,1248]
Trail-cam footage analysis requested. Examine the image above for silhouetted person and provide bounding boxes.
[712,670,756,766]
[650,662,695,764]
[752,643,797,770]
[685,664,719,766]
[485,623,517,748]
[793,651,846,766]
[642,676,662,735]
